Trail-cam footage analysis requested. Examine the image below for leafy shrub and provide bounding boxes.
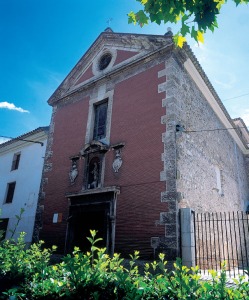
[0,232,56,297]
[1,230,249,299]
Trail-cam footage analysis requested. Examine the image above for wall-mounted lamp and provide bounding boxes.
[176,124,185,132]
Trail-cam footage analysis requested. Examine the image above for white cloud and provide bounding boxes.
[0,101,30,113]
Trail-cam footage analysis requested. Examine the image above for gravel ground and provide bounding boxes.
[199,269,248,287]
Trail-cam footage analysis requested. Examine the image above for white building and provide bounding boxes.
[0,127,48,246]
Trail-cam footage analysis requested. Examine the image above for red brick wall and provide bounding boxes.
[114,49,139,66]
[75,65,94,85]
[105,63,167,258]
[41,62,168,258]
[40,97,89,250]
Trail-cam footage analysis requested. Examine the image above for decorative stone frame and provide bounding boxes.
[85,89,114,146]
[80,141,109,191]
[85,154,103,190]
[92,49,117,76]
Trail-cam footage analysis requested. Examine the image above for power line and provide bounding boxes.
[223,92,249,102]
[176,124,249,134]
[184,126,249,133]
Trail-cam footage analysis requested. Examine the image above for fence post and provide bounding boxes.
[180,208,195,268]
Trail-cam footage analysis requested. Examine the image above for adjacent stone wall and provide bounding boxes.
[170,55,249,212]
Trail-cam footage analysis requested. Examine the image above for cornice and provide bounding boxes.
[66,186,120,199]
[233,118,249,144]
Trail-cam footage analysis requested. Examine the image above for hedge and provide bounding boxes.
[0,230,249,299]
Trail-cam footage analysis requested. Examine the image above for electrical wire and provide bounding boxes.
[184,126,249,133]
[223,92,249,102]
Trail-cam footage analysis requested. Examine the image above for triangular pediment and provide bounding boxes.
[48,30,173,105]
[74,48,140,86]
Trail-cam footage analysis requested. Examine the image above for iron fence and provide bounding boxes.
[194,211,249,276]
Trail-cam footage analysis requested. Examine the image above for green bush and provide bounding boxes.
[0,229,249,299]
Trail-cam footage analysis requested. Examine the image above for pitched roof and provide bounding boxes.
[45,29,249,153]
[0,126,49,149]
[47,30,174,105]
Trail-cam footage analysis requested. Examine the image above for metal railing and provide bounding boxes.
[194,211,249,276]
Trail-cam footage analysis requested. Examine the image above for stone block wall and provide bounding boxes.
[169,55,249,212]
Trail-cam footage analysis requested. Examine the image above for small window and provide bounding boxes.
[0,218,9,240]
[5,182,16,203]
[11,153,21,171]
[214,166,223,196]
[93,101,108,141]
[99,53,112,71]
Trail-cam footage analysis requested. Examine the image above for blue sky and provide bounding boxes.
[1,0,249,143]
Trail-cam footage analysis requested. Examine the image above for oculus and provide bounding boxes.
[98,53,112,71]
[92,49,117,76]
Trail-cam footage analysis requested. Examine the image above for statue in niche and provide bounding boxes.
[112,149,122,173]
[88,157,100,189]
[69,160,78,184]
[91,162,99,188]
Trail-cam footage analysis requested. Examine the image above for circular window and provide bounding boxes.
[92,49,117,75]
[98,53,112,71]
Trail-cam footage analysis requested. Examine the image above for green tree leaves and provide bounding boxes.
[129,0,249,46]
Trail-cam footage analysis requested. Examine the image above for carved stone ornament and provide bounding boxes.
[69,160,78,184]
[112,149,122,173]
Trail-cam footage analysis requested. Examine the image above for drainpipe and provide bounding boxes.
[110,191,118,256]
[234,141,244,210]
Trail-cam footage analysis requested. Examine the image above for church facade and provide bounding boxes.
[35,29,249,260]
